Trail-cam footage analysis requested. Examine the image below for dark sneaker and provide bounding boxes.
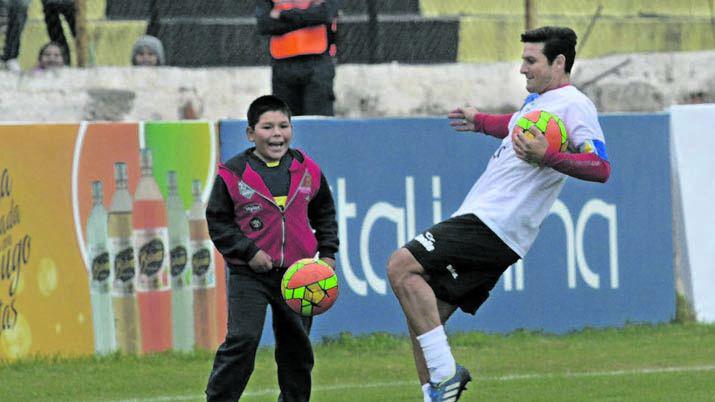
[428,363,471,402]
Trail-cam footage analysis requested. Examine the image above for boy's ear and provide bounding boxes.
[246,126,255,143]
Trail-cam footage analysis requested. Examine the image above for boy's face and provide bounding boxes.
[247,110,292,163]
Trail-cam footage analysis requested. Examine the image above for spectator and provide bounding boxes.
[204,95,339,402]
[131,35,165,66]
[256,0,339,116]
[1,0,30,72]
[41,0,76,65]
[33,41,65,71]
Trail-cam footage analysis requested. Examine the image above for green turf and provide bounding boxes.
[1,323,714,401]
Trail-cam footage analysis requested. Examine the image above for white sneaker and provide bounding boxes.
[4,59,21,72]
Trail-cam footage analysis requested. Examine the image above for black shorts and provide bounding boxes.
[404,214,520,314]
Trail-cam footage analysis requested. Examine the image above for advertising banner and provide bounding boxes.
[219,114,675,344]
[0,122,225,360]
[1,124,93,360]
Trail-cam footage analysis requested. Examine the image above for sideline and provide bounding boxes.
[105,364,715,401]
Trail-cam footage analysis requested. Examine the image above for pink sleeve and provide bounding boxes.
[474,113,513,138]
[541,150,611,183]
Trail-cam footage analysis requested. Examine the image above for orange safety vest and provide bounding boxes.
[270,0,332,59]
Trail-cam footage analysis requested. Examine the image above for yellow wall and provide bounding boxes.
[422,0,715,17]
[457,15,715,62]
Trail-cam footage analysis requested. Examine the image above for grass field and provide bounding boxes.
[2,323,715,401]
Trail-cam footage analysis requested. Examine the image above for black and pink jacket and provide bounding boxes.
[207,148,338,269]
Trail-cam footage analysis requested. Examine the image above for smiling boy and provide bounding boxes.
[205,95,338,402]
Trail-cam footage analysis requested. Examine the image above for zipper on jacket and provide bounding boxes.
[253,170,310,268]
[278,171,309,267]
[279,206,286,267]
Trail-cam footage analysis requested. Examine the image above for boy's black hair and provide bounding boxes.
[247,95,292,128]
[521,26,577,73]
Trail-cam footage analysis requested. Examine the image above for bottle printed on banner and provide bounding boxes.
[190,179,217,350]
[108,162,142,354]
[86,180,117,355]
[166,170,194,351]
[133,148,173,353]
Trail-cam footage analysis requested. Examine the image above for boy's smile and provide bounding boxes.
[247,110,293,163]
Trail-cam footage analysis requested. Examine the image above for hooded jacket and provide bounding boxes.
[207,148,338,269]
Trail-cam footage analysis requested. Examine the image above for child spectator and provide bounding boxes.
[131,35,165,66]
[33,41,65,71]
[41,0,75,65]
[204,95,339,402]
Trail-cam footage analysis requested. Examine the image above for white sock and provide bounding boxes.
[422,383,431,402]
[417,325,456,384]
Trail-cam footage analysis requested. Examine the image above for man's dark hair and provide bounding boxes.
[247,95,292,128]
[521,26,577,73]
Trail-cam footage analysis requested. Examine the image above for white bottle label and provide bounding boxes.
[191,239,215,289]
[170,244,191,289]
[109,236,136,296]
[134,227,170,291]
[89,243,111,294]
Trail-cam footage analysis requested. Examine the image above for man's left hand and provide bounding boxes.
[513,125,548,165]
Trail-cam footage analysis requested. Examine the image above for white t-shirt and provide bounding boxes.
[452,85,605,258]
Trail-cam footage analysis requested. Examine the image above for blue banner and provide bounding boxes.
[218,114,674,344]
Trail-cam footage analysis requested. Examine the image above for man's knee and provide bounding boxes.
[387,248,419,287]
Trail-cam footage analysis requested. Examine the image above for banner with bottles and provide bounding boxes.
[0,122,225,361]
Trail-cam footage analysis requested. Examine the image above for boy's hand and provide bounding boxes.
[320,257,336,268]
[249,250,273,273]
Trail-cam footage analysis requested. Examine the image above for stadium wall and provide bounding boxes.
[4,108,711,357]
[0,50,714,123]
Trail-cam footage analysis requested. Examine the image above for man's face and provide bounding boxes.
[40,45,64,69]
[519,42,563,94]
[134,46,159,66]
[247,110,292,163]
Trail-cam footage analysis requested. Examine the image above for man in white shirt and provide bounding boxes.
[386,26,611,402]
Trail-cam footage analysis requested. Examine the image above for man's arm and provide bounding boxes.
[541,149,611,183]
[256,0,337,36]
[206,177,260,263]
[448,106,513,139]
[513,127,611,183]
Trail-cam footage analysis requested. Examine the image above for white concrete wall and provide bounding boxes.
[1,51,714,122]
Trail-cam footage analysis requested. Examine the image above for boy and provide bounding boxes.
[205,95,339,402]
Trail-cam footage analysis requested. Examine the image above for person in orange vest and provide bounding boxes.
[256,0,339,116]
